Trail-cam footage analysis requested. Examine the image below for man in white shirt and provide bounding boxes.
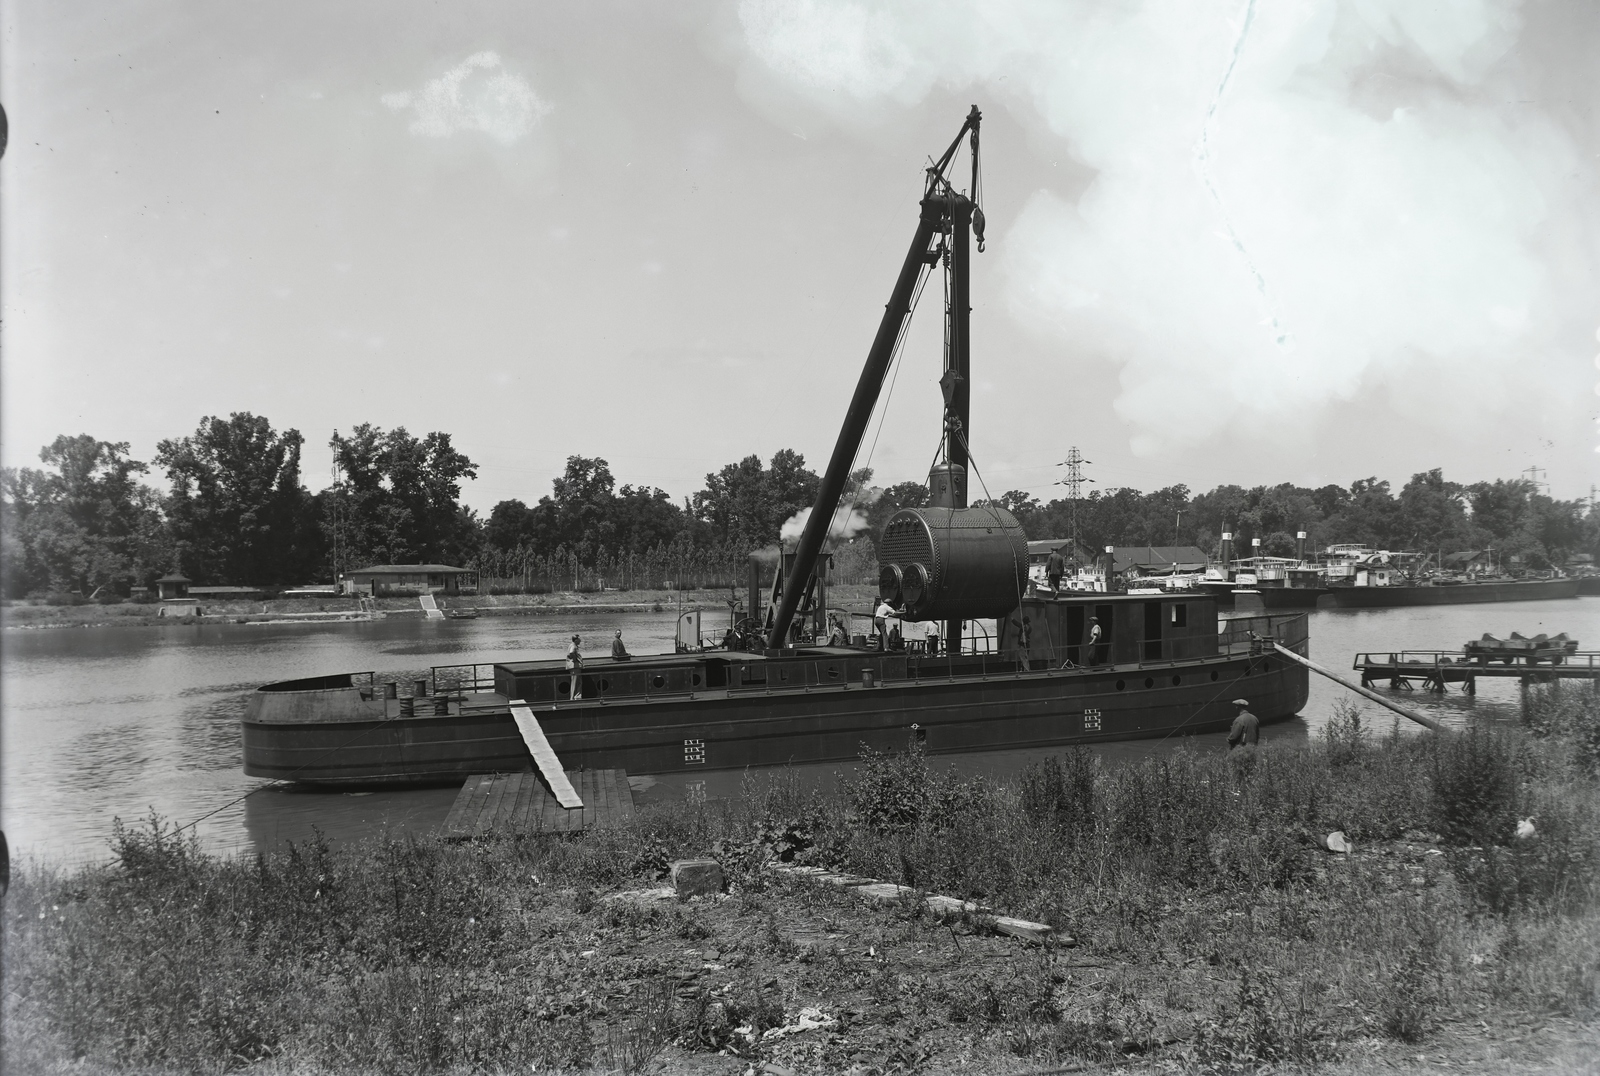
[873,598,896,652]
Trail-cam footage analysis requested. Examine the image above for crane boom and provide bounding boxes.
[766,107,983,651]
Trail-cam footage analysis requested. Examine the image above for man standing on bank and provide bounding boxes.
[566,634,584,699]
[1046,548,1065,595]
[1227,699,1260,749]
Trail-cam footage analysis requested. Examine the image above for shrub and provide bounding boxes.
[1019,749,1098,842]
[845,738,933,835]
[1524,683,1600,775]
[1430,727,1521,846]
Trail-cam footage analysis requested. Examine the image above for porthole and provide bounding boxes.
[1143,677,1154,689]
[651,674,666,689]
[1171,675,1181,686]
[1210,671,1219,682]
[827,665,840,679]
[598,678,610,692]
[1115,679,1126,691]
[692,673,702,687]
[557,681,570,696]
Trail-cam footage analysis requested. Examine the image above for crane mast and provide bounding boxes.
[766,107,985,651]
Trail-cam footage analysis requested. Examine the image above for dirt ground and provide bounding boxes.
[526,855,1600,1076]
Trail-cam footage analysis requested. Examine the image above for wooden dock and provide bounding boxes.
[1354,651,1600,694]
[440,769,634,839]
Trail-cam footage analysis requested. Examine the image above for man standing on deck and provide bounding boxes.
[826,615,849,647]
[874,597,896,652]
[1227,699,1260,749]
[566,634,584,699]
[1018,615,1033,668]
[1084,616,1103,665]
[1046,548,1065,595]
[611,630,631,661]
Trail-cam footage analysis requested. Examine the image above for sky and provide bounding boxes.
[3,0,1597,518]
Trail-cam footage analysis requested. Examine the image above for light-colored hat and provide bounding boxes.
[571,633,581,641]
[1232,698,1250,707]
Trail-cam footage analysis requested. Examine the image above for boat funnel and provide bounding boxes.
[1296,530,1308,562]
[927,463,967,509]
[1221,531,1233,566]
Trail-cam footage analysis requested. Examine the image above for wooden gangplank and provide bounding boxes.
[440,769,634,839]
[1354,650,1600,694]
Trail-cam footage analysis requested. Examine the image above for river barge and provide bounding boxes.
[241,109,1311,786]
[1316,576,1578,608]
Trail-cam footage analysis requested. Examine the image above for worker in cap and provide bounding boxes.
[1227,698,1259,749]
[566,634,584,699]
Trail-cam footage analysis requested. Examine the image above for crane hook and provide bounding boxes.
[973,205,987,253]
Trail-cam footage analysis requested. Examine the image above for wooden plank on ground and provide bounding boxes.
[612,769,636,826]
[441,769,633,839]
[509,703,582,807]
[473,773,512,837]
[441,774,494,839]
[510,768,540,833]
[489,772,524,834]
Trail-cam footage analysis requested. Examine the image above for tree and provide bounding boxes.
[155,413,317,584]
[0,435,168,596]
[324,424,479,571]
[693,450,820,550]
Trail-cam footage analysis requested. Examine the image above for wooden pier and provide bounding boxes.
[440,769,634,839]
[1353,651,1600,694]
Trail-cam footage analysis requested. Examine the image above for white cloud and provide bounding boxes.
[737,0,1596,453]
[383,51,553,146]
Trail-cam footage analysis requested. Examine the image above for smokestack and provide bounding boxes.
[1220,530,1233,566]
[1103,545,1115,591]
[1251,537,1261,561]
[1296,528,1307,563]
[747,556,763,638]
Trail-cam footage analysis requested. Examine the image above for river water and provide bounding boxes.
[3,598,1595,865]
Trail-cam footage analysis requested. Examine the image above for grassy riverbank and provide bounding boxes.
[6,686,1600,1075]
[0,586,883,631]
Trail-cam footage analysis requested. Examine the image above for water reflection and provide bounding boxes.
[3,598,1594,862]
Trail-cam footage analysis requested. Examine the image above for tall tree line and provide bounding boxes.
[977,468,1595,570]
[3,413,1595,598]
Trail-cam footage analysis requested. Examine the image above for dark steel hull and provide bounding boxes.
[1578,578,1600,597]
[1317,578,1579,609]
[1254,586,1328,610]
[242,649,1309,786]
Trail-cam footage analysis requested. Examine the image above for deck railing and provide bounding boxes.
[431,663,498,694]
[1219,613,1310,656]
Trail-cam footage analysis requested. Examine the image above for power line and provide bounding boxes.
[1055,447,1093,553]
